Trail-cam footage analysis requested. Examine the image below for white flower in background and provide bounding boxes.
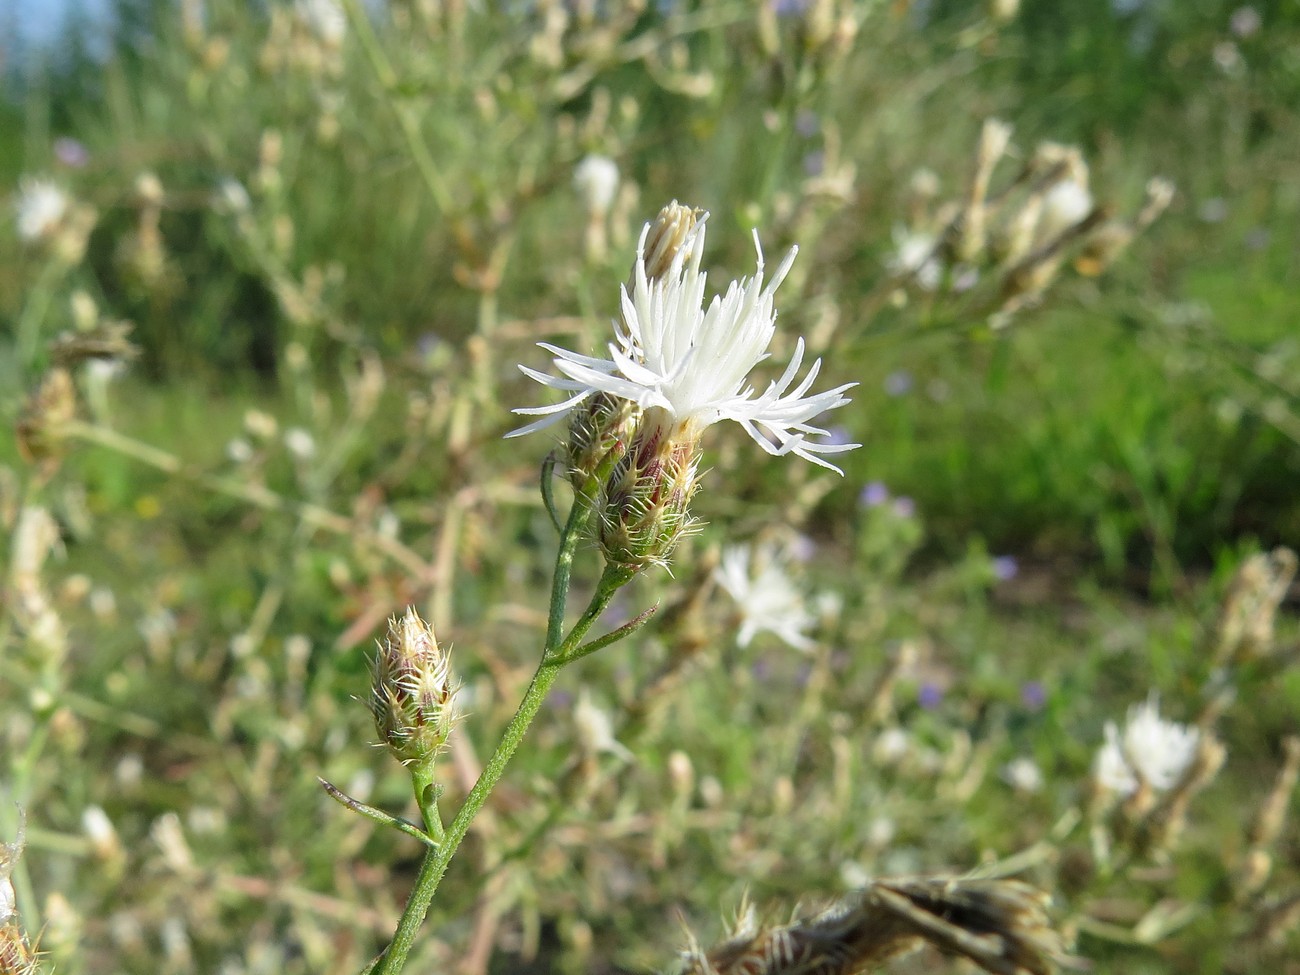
[214,178,251,214]
[510,217,858,471]
[0,875,13,921]
[713,542,816,651]
[887,226,941,290]
[1037,178,1093,242]
[1000,756,1044,794]
[295,0,347,47]
[873,727,911,764]
[1094,693,1200,796]
[573,154,620,214]
[284,427,316,460]
[573,689,632,761]
[14,176,69,242]
[226,439,254,464]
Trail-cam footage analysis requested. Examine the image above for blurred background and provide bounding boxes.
[2,2,1299,973]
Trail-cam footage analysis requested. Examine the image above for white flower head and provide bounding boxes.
[1000,756,1044,794]
[573,689,632,761]
[14,176,69,242]
[509,215,859,472]
[295,0,347,47]
[284,427,316,460]
[888,226,941,290]
[713,542,816,651]
[1094,693,1200,796]
[1038,178,1093,242]
[573,154,620,213]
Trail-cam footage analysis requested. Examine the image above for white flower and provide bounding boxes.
[213,178,251,214]
[873,727,911,764]
[1000,756,1044,794]
[509,217,858,472]
[284,427,316,460]
[0,876,14,921]
[14,176,69,242]
[295,0,347,46]
[1094,693,1200,796]
[713,542,816,651]
[226,439,254,464]
[573,154,620,213]
[573,689,632,761]
[1038,178,1093,241]
[887,226,941,290]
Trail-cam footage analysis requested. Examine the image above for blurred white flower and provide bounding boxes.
[0,876,14,921]
[82,805,121,859]
[213,177,251,214]
[1094,693,1200,796]
[1038,178,1093,241]
[573,689,632,761]
[1230,6,1260,38]
[284,427,316,460]
[573,154,620,213]
[1000,756,1044,794]
[887,226,941,290]
[14,176,69,242]
[713,543,816,651]
[510,216,858,471]
[226,439,254,464]
[873,727,911,764]
[295,0,347,47]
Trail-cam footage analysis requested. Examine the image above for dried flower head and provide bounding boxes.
[369,608,459,769]
[16,368,77,466]
[680,876,1072,975]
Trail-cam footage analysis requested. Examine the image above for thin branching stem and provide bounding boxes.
[371,483,633,974]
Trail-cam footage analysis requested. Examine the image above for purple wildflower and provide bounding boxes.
[859,481,889,507]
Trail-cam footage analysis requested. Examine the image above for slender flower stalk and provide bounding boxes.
[350,205,860,975]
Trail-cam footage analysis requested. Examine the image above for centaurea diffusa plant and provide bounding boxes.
[322,201,859,975]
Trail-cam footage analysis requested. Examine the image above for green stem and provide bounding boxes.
[319,778,438,849]
[16,259,66,370]
[373,657,563,975]
[340,0,453,216]
[411,766,444,844]
[371,489,595,975]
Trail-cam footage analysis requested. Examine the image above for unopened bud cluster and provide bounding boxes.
[369,609,459,769]
[887,118,1173,323]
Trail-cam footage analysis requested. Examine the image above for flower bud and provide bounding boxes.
[637,200,703,284]
[16,368,77,465]
[597,408,701,572]
[565,390,640,492]
[369,609,458,769]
